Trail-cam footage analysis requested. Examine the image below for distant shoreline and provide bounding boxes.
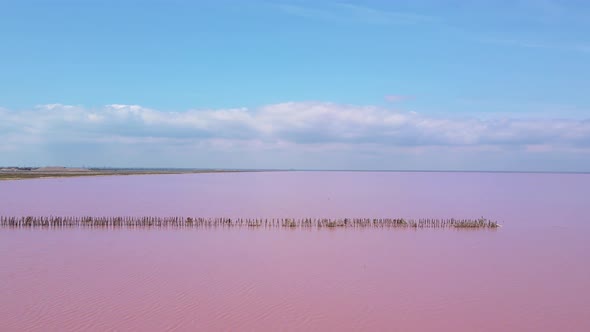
[0,167,251,181]
[1,167,588,181]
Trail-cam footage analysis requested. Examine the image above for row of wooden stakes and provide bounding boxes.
[0,216,500,229]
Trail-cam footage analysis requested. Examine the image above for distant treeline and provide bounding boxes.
[0,216,500,229]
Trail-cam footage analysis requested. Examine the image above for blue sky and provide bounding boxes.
[1,0,589,171]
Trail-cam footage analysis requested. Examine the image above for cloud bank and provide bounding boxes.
[1,102,589,170]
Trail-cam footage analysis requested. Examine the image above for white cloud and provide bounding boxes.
[1,102,589,150]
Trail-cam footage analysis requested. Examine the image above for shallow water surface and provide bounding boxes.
[1,172,589,331]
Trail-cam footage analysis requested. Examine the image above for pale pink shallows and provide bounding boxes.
[1,172,589,331]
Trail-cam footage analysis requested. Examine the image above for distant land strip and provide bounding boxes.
[2,167,588,180]
[0,216,500,229]
[0,167,254,180]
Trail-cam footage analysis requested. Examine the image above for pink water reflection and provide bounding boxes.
[1,172,590,331]
[2,171,590,225]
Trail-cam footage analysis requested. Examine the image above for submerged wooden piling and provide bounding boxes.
[0,216,500,229]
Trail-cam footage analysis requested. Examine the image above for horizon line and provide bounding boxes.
[2,166,589,175]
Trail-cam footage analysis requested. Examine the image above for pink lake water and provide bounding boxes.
[1,171,589,331]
